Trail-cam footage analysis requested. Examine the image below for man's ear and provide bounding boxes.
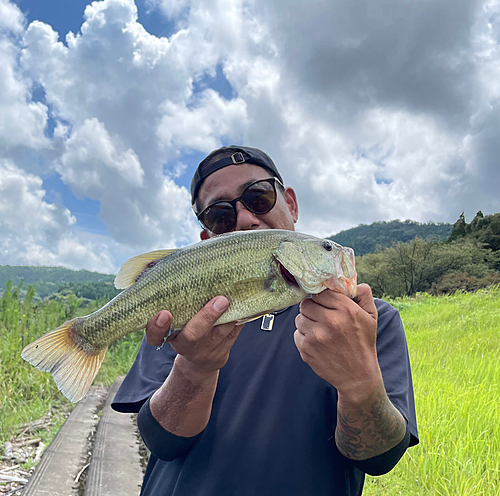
[284,187,299,223]
[200,229,210,240]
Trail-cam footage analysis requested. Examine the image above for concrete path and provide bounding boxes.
[84,378,143,496]
[22,378,144,496]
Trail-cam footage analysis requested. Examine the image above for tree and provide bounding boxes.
[448,212,467,242]
[469,211,485,233]
[357,238,440,297]
[357,237,497,298]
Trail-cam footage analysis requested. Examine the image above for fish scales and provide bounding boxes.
[47,231,298,352]
[21,229,357,402]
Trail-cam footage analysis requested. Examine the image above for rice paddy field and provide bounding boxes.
[1,282,499,494]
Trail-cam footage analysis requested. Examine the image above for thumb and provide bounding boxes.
[182,296,230,338]
[355,284,378,321]
[146,310,173,347]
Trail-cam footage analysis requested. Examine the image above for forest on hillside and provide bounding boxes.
[0,266,116,300]
[329,220,453,255]
[357,212,500,298]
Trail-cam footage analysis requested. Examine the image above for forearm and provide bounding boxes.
[335,378,407,460]
[150,354,219,437]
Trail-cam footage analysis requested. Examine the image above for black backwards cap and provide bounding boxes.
[190,146,284,206]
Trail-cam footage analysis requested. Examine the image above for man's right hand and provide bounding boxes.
[146,296,244,376]
[148,296,243,437]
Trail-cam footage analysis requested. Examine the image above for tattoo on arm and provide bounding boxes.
[335,390,406,460]
[335,410,366,458]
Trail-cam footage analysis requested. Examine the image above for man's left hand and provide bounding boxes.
[294,283,381,398]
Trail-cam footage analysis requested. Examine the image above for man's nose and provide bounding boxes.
[234,201,261,231]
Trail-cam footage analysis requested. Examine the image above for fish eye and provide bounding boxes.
[322,241,332,251]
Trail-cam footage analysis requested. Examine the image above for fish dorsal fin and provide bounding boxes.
[115,249,177,289]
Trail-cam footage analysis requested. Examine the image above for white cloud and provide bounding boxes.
[0,158,114,272]
[0,158,123,273]
[1,0,500,272]
[0,0,24,33]
[157,89,247,152]
[0,6,48,153]
[59,118,144,191]
[0,159,74,239]
[19,235,117,274]
[19,0,244,252]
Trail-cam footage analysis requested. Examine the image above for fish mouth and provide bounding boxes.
[279,263,300,289]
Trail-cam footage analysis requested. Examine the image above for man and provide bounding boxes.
[112,146,419,496]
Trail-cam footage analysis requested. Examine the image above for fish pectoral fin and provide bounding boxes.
[115,249,177,289]
[21,319,107,403]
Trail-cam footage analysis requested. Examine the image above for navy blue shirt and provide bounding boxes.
[112,300,418,496]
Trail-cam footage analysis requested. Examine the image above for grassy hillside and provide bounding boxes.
[364,287,500,495]
[329,220,453,255]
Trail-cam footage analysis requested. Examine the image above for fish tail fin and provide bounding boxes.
[21,319,107,403]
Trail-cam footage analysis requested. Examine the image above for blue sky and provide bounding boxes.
[14,0,233,238]
[15,0,177,40]
[1,0,499,273]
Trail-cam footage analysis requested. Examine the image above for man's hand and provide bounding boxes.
[294,283,380,397]
[147,296,244,378]
[148,296,244,437]
[295,283,407,460]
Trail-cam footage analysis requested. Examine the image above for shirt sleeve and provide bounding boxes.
[137,397,202,461]
[374,298,419,447]
[111,335,177,413]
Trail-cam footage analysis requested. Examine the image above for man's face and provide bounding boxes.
[197,164,298,239]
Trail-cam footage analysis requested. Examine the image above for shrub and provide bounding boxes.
[430,271,500,295]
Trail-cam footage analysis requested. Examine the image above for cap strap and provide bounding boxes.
[199,152,249,182]
[231,152,245,164]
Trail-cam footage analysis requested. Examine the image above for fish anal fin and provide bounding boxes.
[115,249,177,289]
[21,320,107,403]
[234,313,268,325]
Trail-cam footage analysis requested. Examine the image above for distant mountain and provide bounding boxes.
[328,220,453,256]
[0,265,116,299]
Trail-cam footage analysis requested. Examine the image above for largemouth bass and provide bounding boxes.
[21,230,357,403]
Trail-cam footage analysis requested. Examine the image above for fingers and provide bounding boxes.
[145,296,231,347]
[295,311,314,335]
[354,284,378,320]
[307,284,377,316]
[180,296,230,343]
[309,288,350,309]
[172,297,244,372]
[146,310,173,347]
[299,284,378,331]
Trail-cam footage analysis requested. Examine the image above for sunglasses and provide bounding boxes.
[197,177,284,234]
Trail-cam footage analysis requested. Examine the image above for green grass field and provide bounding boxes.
[1,283,499,494]
[0,283,142,442]
[364,286,500,495]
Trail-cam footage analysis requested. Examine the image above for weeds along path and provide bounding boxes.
[18,378,144,496]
